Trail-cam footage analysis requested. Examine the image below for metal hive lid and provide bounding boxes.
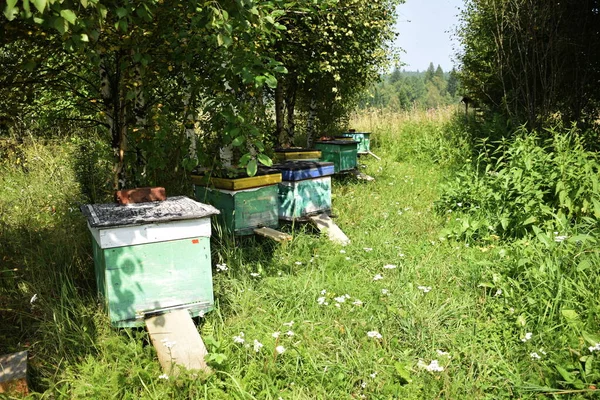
[81,196,220,228]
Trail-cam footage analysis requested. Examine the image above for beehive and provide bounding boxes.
[81,196,219,327]
[338,132,371,154]
[314,140,359,173]
[273,161,334,220]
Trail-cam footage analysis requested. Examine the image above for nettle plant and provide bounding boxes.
[436,127,600,241]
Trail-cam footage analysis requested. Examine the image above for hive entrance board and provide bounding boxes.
[146,310,210,376]
[309,213,350,245]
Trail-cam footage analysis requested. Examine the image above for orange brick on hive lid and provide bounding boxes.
[115,187,166,205]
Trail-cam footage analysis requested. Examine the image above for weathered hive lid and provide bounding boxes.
[315,139,359,145]
[272,161,335,181]
[81,196,220,228]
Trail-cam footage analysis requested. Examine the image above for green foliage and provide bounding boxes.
[436,126,600,241]
[457,0,600,130]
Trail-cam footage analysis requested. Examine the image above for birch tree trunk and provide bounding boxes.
[284,74,297,148]
[275,81,285,147]
[306,96,317,148]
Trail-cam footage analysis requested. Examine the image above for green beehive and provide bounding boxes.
[195,184,280,235]
[338,132,371,154]
[81,196,219,327]
[314,140,359,173]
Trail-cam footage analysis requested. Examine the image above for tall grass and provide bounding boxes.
[1,111,599,398]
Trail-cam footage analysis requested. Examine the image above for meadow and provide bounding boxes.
[1,107,599,399]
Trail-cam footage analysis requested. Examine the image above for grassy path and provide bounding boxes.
[1,113,558,398]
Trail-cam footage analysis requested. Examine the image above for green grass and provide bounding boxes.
[1,109,598,398]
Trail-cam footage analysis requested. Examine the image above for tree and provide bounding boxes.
[456,0,600,129]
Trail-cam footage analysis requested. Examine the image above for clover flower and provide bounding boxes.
[283,320,294,327]
[340,250,346,254]
[436,350,450,357]
[364,247,373,252]
[369,372,377,379]
[334,295,347,303]
[250,272,260,278]
[272,331,280,339]
[417,286,432,293]
[295,261,302,265]
[381,289,390,295]
[158,374,169,380]
[530,352,541,360]
[383,264,397,269]
[286,331,294,337]
[353,299,364,306]
[317,296,328,306]
[589,343,600,352]
[276,345,286,354]
[373,274,384,281]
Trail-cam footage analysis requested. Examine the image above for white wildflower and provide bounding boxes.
[367,331,382,339]
[381,289,390,295]
[352,299,363,306]
[345,257,351,260]
[317,296,328,306]
[383,264,397,269]
[554,235,568,242]
[418,359,444,372]
[494,289,502,296]
[370,372,377,378]
[250,272,260,278]
[233,332,245,344]
[417,286,432,293]
[295,261,302,265]
[286,330,294,337]
[335,303,341,308]
[530,352,541,360]
[253,339,263,353]
[588,343,600,352]
[334,295,347,303]
[436,350,451,357]
[272,331,280,339]
[216,263,228,272]
[158,374,169,380]
[521,332,533,342]
[340,250,346,254]
[321,289,327,295]
[30,294,38,304]
[373,274,384,281]
[283,320,294,327]
[275,345,286,354]
[364,247,373,252]
[399,253,405,257]
[360,382,367,388]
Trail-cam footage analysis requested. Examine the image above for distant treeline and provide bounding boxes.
[359,62,461,110]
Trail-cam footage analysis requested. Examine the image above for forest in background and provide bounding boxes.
[360,63,461,111]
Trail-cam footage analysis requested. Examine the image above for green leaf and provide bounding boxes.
[116,7,128,18]
[53,16,68,35]
[582,331,600,346]
[246,159,258,177]
[257,154,272,167]
[394,362,412,384]
[264,74,277,89]
[80,0,88,8]
[31,0,46,13]
[3,0,18,20]
[231,136,244,147]
[60,9,77,24]
[555,366,575,383]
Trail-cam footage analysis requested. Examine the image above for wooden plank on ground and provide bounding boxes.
[309,213,350,246]
[254,227,292,242]
[367,151,381,160]
[349,169,375,181]
[0,351,28,395]
[146,310,210,376]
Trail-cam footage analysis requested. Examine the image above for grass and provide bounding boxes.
[1,107,598,398]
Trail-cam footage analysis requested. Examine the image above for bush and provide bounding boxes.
[436,126,600,241]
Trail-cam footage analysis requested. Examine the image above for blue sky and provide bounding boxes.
[393,0,464,72]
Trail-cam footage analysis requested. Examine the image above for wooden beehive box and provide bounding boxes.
[193,170,282,236]
[273,161,334,221]
[338,132,371,154]
[314,140,359,173]
[81,196,219,327]
[274,148,322,161]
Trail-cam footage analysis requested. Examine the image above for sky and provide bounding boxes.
[393,0,464,72]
